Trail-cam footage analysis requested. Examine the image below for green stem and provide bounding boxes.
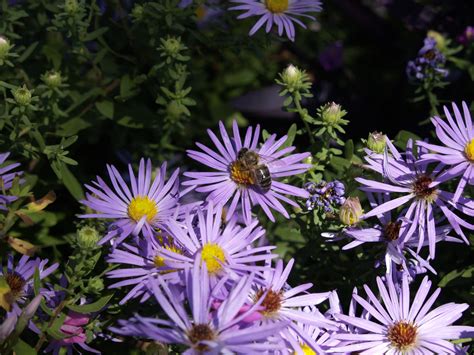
[294,97,315,145]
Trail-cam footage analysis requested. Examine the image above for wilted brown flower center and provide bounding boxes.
[412,175,437,202]
[387,321,417,350]
[254,288,283,316]
[187,323,215,352]
[5,272,26,299]
[384,221,401,241]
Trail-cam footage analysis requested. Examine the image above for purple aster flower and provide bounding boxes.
[106,235,184,304]
[0,254,58,315]
[80,159,180,246]
[0,152,23,209]
[229,0,323,41]
[417,102,474,202]
[331,275,474,353]
[342,192,462,275]
[304,179,345,212]
[356,138,474,259]
[159,202,276,281]
[246,258,336,351]
[183,120,311,223]
[277,306,342,354]
[457,26,474,45]
[406,37,448,82]
[112,260,287,353]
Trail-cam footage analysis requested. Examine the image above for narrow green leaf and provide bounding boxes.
[12,339,37,355]
[66,293,114,314]
[59,164,85,200]
[82,27,109,42]
[95,100,114,119]
[18,42,39,63]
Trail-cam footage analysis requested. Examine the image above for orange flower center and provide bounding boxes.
[387,321,417,351]
[254,288,283,317]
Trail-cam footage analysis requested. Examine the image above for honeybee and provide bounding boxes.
[235,148,272,193]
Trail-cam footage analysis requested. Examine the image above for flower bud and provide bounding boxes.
[279,64,308,93]
[0,36,11,61]
[64,0,79,14]
[131,4,144,21]
[162,37,182,57]
[303,155,313,165]
[77,226,100,249]
[88,277,104,293]
[320,102,347,124]
[367,131,387,153]
[42,70,63,88]
[339,197,363,226]
[427,30,447,51]
[12,85,32,106]
[21,295,43,321]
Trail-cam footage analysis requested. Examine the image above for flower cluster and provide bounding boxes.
[338,102,474,281]
[304,180,345,212]
[406,36,448,82]
[79,118,473,353]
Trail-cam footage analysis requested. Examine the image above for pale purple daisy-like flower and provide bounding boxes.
[183,120,310,223]
[80,159,180,246]
[417,102,474,202]
[356,138,474,258]
[0,152,23,209]
[330,275,474,354]
[343,192,462,275]
[246,258,336,352]
[159,202,277,281]
[106,235,184,305]
[277,306,341,354]
[112,260,287,353]
[0,254,58,315]
[229,0,323,41]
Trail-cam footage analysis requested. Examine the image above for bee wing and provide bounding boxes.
[257,153,285,168]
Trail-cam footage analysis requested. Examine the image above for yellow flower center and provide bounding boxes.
[201,243,226,273]
[387,321,417,351]
[465,139,474,161]
[127,196,157,223]
[196,5,207,20]
[265,0,289,13]
[229,161,254,186]
[293,344,317,355]
[154,244,182,270]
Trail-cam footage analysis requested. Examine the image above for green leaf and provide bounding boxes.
[117,116,144,129]
[18,42,39,63]
[344,139,354,160]
[58,117,92,136]
[281,124,297,149]
[47,313,67,340]
[66,293,114,314]
[59,164,85,200]
[394,130,421,149]
[12,339,37,355]
[83,27,109,41]
[95,100,114,119]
